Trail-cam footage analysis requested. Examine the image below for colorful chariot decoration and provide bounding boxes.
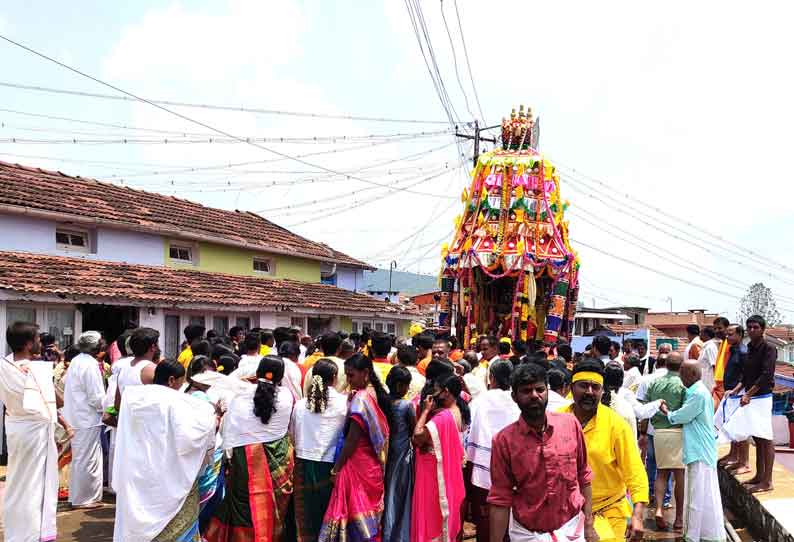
[440,106,580,346]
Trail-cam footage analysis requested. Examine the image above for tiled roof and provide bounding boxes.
[0,251,416,316]
[0,161,372,269]
[645,312,720,328]
[768,326,794,342]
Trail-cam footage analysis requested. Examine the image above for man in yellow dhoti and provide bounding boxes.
[560,359,648,541]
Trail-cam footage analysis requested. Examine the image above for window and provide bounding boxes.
[189,315,205,327]
[56,228,89,252]
[212,316,229,335]
[351,321,359,334]
[253,258,274,275]
[236,317,251,331]
[169,244,193,263]
[386,323,396,334]
[374,322,384,332]
[290,316,306,332]
[47,308,75,349]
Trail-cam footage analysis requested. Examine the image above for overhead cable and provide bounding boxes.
[0,80,452,125]
[556,161,794,277]
[440,0,475,120]
[452,0,486,122]
[287,163,464,227]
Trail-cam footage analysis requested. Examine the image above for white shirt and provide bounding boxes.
[291,388,347,462]
[622,366,642,392]
[636,367,667,436]
[0,355,55,422]
[113,385,216,542]
[117,359,155,396]
[697,339,719,392]
[104,356,132,410]
[235,354,262,378]
[282,358,303,400]
[63,353,105,429]
[464,372,487,400]
[466,388,520,490]
[546,389,572,411]
[222,385,294,449]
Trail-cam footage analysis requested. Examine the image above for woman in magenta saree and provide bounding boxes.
[318,354,391,542]
[411,373,467,542]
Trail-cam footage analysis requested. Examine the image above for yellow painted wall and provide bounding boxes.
[164,240,321,282]
[339,317,353,333]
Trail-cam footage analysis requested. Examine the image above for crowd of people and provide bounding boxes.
[0,313,778,542]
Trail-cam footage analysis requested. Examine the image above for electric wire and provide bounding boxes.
[556,161,794,277]
[440,0,474,120]
[452,0,486,122]
[562,172,794,289]
[287,163,464,227]
[0,80,450,125]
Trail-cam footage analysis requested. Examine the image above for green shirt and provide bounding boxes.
[645,371,687,429]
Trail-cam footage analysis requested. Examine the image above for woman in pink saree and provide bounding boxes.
[411,373,468,542]
[318,353,391,542]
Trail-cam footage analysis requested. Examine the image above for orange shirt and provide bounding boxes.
[417,352,432,376]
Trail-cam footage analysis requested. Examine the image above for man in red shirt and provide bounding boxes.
[488,363,597,542]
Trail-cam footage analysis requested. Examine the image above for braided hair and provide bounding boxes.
[253,355,285,425]
[307,358,337,413]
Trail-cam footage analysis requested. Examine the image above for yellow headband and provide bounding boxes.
[572,371,604,386]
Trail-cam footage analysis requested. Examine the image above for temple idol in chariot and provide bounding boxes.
[440,106,580,347]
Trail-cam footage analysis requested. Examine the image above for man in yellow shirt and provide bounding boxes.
[559,358,648,541]
[370,332,394,387]
[258,329,275,357]
[177,324,205,369]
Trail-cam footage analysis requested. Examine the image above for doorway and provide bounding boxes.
[79,304,139,346]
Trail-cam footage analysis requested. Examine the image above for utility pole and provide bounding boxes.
[388,260,397,297]
[455,120,500,167]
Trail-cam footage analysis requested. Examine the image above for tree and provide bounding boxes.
[739,282,782,327]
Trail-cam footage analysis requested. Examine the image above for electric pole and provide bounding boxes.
[455,120,499,167]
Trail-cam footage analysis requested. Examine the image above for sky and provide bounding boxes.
[1,0,794,321]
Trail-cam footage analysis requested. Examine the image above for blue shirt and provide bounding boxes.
[667,380,717,467]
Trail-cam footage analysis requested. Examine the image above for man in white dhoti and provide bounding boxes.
[659,360,726,542]
[113,360,217,542]
[0,322,59,542]
[63,330,106,509]
[723,315,777,493]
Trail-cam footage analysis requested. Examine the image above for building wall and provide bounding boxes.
[165,240,321,282]
[0,214,163,265]
[98,229,164,265]
[336,268,364,292]
[339,316,353,333]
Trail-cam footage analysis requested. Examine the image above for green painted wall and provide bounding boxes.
[164,240,321,282]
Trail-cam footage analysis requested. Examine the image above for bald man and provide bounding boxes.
[659,361,725,542]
